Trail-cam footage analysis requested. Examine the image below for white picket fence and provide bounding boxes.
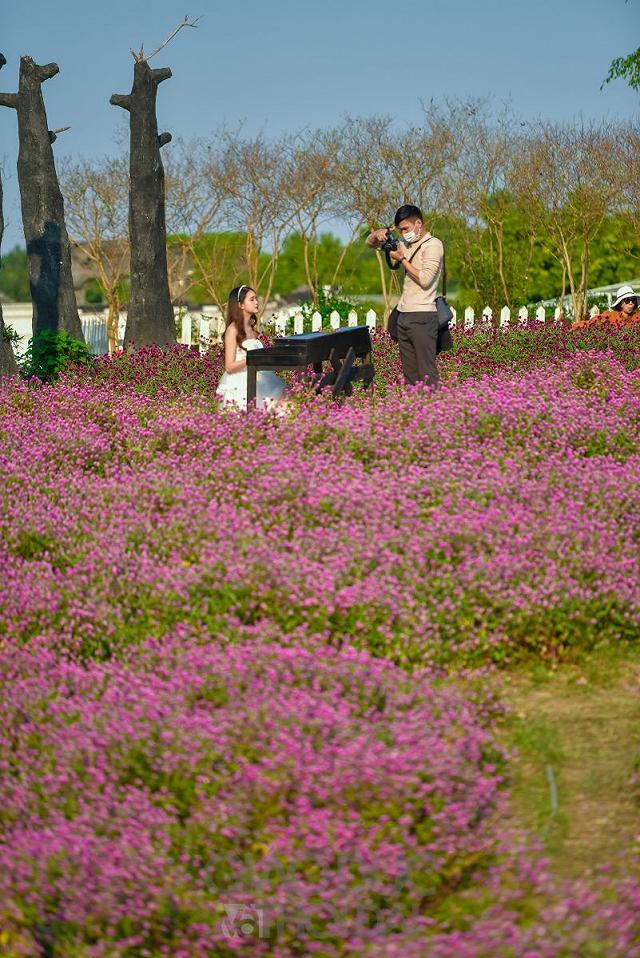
[180,303,601,349]
[3,301,603,357]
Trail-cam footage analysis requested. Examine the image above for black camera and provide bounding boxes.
[379,229,399,253]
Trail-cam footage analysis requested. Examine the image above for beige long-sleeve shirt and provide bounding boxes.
[397,233,444,313]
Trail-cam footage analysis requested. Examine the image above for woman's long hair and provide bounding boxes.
[225,285,257,351]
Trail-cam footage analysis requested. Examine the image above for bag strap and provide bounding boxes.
[409,237,447,298]
[392,234,447,294]
[405,233,429,265]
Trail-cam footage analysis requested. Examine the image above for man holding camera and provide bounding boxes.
[367,204,444,389]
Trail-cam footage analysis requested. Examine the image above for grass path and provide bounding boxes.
[498,648,640,879]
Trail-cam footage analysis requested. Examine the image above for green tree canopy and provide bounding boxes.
[274,231,383,298]
[602,47,640,91]
[0,246,30,302]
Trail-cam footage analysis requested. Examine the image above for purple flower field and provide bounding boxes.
[1,326,639,955]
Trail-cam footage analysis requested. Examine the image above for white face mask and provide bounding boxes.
[402,230,417,244]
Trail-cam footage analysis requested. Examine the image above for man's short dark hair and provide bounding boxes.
[394,204,423,226]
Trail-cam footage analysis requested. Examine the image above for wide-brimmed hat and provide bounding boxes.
[612,285,638,309]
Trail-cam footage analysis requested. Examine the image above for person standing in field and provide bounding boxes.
[367,204,444,389]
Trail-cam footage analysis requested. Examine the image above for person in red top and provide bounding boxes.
[573,285,640,329]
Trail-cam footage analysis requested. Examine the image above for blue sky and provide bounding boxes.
[1,0,638,250]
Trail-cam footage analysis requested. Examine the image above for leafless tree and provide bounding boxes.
[331,114,451,316]
[0,55,83,341]
[111,17,200,346]
[59,156,129,353]
[163,138,238,310]
[192,128,327,315]
[611,125,640,264]
[424,99,530,309]
[330,117,403,316]
[510,120,624,320]
[280,132,339,302]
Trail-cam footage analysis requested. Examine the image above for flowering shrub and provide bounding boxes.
[2,640,638,956]
[2,349,639,665]
[88,342,226,399]
[0,640,508,955]
[1,325,640,955]
[428,320,640,386]
[65,319,640,399]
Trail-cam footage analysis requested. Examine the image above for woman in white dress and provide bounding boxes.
[216,285,286,411]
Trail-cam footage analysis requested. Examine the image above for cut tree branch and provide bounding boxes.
[131,16,201,63]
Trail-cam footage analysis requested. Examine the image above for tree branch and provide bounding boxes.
[110,93,132,112]
[49,125,71,143]
[131,16,201,63]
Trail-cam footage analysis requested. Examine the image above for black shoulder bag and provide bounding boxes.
[435,250,453,354]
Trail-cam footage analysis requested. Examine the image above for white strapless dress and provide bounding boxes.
[216,338,286,410]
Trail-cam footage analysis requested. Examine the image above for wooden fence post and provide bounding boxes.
[181,312,191,345]
[199,316,210,351]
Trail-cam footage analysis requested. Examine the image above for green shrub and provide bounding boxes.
[20,330,93,382]
[281,289,359,334]
[1,322,21,345]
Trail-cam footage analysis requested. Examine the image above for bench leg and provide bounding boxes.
[332,347,356,397]
[247,367,258,407]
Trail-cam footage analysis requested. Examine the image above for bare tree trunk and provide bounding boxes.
[106,293,120,355]
[0,55,83,341]
[558,261,568,321]
[0,299,17,377]
[256,230,280,316]
[111,61,176,346]
[374,249,392,323]
[329,223,361,291]
[183,235,228,313]
[244,229,259,294]
[311,234,319,300]
[329,242,350,293]
[462,244,483,305]
[0,102,19,377]
[493,220,510,307]
[578,242,590,324]
[557,228,581,323]
[301,232,316,302]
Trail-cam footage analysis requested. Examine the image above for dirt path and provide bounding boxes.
[499,651,640,879]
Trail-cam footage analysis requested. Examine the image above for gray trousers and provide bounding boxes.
[397,311,439,388]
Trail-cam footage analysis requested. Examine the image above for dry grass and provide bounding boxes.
[499,648,640,879]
